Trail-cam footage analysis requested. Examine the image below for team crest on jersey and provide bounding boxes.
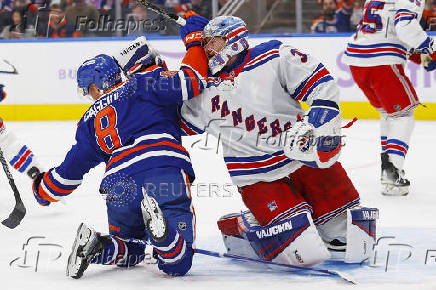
[178,221,187,230]
[160,71,178,77]
[267,200,278,212]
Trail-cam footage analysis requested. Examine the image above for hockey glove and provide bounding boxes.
[415,37,435,55]
[180,13,209,50]
[424,60,436,72]
[32,172,51,206]
[113,36,165,76]
[0,84,6,102]
[284,103,341,168]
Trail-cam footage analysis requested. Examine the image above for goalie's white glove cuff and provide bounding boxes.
[284,101,342,168]
[113,36,164,76]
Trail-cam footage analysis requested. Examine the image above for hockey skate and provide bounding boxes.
[66,223,103,279]
[381,153,410,196]
[141,188,168,242]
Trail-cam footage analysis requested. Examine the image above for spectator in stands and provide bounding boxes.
[65,0,99,35]
[350,0,364,29]
[0,1,13,32]
[0,8,34,38]
[219,0,229,9]
[311,0,352,33]
[126,3,150,36]
[153,0,192,16]
[192,0,212,19]
[38,3,82,37]
[151,0,192,35]
[421,0,436,31]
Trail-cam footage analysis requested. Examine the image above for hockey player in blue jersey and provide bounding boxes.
[31,14,209,278]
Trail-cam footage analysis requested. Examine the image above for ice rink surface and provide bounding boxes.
[0,120,435,289]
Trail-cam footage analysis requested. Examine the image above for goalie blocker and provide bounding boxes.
[217,207,378,265]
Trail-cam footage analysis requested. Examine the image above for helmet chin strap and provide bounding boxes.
[209,38,249,75]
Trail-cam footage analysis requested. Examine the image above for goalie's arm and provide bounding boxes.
[277,45,342,168]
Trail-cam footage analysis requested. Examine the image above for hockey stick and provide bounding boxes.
[0,147,26,229]
[124,237,356,284]
[195,248,357,285]
[133,0,186,26]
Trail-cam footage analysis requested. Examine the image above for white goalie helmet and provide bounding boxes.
[202,16,249,75]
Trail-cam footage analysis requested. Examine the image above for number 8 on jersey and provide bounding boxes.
[95,106,122,153]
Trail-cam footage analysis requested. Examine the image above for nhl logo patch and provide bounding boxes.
[267,200,278,212]
[178,221,187,230]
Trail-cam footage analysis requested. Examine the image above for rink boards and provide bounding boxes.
[0,34,435,120]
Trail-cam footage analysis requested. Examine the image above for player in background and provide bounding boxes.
[343,0,436,196]
[0,84,42,179]
[31,14,209,278]
[180,16,378,267]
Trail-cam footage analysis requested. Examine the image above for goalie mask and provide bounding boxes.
[202,16,249,75]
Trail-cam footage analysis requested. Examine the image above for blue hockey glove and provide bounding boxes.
[415,37,434,55]
[425,60,436,72]
[180,12,209,50]
[32,172,51,206]
[0,84,6,102]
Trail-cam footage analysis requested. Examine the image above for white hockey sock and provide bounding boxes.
[385,111,414,169]
[380,111,389,154]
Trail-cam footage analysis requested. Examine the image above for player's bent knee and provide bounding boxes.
[218,211,330,266]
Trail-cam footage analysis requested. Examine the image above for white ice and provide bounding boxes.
[0,120,435,290]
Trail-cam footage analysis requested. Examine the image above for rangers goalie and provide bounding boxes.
[180,16,379,267]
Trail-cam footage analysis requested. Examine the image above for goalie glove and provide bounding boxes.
[113,36,166,77]
[284,102,342,168]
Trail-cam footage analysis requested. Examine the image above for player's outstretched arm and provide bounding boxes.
[32,124,103,206]
[153,12,209,103]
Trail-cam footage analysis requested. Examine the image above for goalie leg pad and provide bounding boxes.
[345,207,379,263]
[240,211,330,266]
[217,212,259,259]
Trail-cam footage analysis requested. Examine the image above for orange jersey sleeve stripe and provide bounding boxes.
[43,173,75,195]
[106,141,189,169]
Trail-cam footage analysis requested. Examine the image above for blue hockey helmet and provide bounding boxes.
[77,54,122,97]
[202,16,249,74]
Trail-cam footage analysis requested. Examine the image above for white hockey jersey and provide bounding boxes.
[343,0,427,67]
[181,40,341,187]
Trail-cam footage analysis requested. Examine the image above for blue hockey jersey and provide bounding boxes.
[37,63,205,203]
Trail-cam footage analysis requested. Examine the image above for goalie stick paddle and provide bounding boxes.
[123,238,356,284]
[0,147,26,229]
[134,0,186,26]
